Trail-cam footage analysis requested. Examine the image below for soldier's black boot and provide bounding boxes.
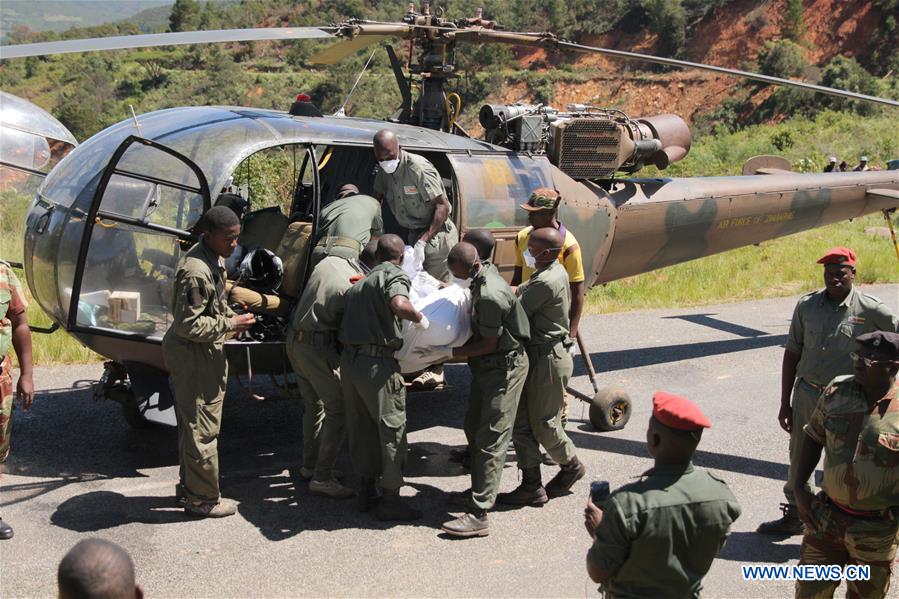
[357,477,380,513]
[545,455,587,498]
[497,466,548,506]
[442,508,490,538]
[756,503,804,536]
[375,489,422,522]
[0,517,13,540]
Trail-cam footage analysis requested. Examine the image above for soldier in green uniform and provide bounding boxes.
[286,252,361,499]
[162,206,256,518]
[340,234,428,521]
[436,242,530,538]
[499,227,585,507]
[0,261,34,540]
[759,247,898,535]
[585,391,742,598]
[372,129,458,282]
[373,129,458,390]
[794,331,899,599]
[311,183,382,267]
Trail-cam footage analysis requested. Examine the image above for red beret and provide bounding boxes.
[817,246,856,267]
[295,93,312,102]
[652,391,711,431]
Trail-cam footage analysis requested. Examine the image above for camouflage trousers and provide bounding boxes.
[796,494,899,599]
[465,350,528,511]
[512,343,575,469]
[0,355,12,463]
[341,350,407,491]
[785,379,822,506]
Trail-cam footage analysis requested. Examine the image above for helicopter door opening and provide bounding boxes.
[69,136,210,341]
[218,144,319,348]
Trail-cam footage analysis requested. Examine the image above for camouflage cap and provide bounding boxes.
[521,187,561,212]
[855,331,899,360]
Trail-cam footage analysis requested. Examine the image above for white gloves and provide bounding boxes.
[413,314,430,330]
[413,239,427,266]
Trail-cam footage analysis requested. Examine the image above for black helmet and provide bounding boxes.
[239,248,283,291]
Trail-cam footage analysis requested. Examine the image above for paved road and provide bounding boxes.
[2,285,897,598]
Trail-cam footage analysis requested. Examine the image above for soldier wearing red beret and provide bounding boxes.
[758,247,898,536]
[584,392,741,598]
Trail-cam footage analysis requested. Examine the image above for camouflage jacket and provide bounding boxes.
[804,375,899,511]
[0,262,28,358]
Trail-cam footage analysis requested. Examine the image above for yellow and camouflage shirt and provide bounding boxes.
[804,375,899,511]
[163,242,235,347]
[373,150,448,231]
[0,262,28,358]
[786,287,898,386]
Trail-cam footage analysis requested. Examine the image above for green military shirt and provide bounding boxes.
[289,256,360,335]
[166,242,235,346]
[372,150,448,231]
[339,261,410,350]
[588,463,742,599]
[317,194,383,250]
[470,261,530,355]
[804,376,899,511]
[787,287,898,386]
[516,260,570,345]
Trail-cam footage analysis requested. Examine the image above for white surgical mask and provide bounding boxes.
[451,276,471,289]
[379,159,400,174]
[523,248,537,269]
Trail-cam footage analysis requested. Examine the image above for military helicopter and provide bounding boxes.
[1,4,898,430]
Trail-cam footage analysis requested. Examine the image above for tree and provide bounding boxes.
[781,0,804,41]
[757,40,806,78]
[818,56,884,116]
[643,0,687,59]
[169,0,201,32]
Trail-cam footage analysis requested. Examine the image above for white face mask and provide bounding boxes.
[523,248,537,269]
[379,158,400,174]
[451,276,471,289]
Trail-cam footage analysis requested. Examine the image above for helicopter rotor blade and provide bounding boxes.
[308,35,389,65]
[555,40,899,109]
[0,27,335,60]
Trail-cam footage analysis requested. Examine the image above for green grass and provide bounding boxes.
[589,213,899,314]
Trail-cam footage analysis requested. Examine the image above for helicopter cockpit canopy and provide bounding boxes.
[1,91,78,264]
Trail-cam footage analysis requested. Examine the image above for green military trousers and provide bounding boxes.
[286,335,344,482]
[785,378,821,505]
[408,219,459,282]
[796,496,899,599]
[164,337,228,504]
[340,349,408,491]
[465,350,529,511]
[513,343,576,469]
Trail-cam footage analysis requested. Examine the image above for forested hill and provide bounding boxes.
[0,0,896,143]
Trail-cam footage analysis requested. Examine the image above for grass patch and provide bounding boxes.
[589,213,899,314]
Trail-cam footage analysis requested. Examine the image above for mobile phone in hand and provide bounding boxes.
[590,480,610,505]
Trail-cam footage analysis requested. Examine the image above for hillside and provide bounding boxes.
[0,1,171,41]
[0,0,895,145]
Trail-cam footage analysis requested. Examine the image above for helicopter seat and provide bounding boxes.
[238,206,289,253]
[276,219,313,299]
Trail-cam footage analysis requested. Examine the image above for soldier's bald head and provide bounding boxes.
[462,229,495,262]
[376,234,405,264]
[373,130,399,160]
[528,226,563,264]
[58,538,143,599]
[447,242,479,279]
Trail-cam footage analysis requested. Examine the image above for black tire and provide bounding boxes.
[588,387,632,432]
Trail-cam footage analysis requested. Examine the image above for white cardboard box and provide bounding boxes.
[108,291,141,323]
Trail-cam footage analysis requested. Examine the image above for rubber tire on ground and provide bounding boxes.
[588,387,632,432]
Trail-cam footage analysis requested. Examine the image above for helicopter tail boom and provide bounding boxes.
[592,170,899,284]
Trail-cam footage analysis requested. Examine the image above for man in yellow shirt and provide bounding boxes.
[511,188,585,341]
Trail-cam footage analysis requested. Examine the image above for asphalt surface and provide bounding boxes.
[2,284,898,598]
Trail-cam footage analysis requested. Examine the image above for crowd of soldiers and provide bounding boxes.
[1,128,898,597]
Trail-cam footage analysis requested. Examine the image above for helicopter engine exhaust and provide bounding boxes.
[478,103,691,180]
